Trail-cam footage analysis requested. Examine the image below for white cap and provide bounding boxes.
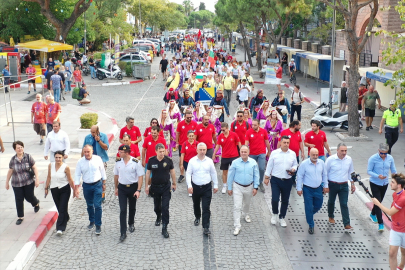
[389,100,396,105]
[291,58,295,61]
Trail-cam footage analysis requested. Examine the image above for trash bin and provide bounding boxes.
[133,63,151,80]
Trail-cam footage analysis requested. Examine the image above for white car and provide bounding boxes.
[133,40,155,46]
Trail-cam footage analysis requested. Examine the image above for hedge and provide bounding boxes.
[80,113,98,129]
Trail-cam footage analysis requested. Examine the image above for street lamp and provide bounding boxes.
[328,0,337,116]
[139,0,142,37]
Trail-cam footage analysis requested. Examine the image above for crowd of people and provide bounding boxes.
[3,36,404,270]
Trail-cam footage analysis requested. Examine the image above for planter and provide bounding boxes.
[77,122,99,148]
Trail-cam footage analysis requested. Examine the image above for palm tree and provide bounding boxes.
[182,0,193,16]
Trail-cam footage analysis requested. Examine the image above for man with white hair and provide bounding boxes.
[186,142,218,235]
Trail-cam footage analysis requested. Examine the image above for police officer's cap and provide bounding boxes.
[118,145,131,152]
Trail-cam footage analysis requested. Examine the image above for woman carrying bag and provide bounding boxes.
[6,141,40,225]
[45,151,75,235]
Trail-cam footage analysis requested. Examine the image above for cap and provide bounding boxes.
[169,88,174,91]
[118,145,130,151]
[389,100,396,105]
[291,59,295,61]
[192,72,196,75]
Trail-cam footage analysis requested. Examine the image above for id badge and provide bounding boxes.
[36,111,39,115]
[49,113,52,117]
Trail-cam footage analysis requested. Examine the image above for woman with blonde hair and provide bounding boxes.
[264,110,284,151]
[167,100,181,151]
[158,109,176,157]
[193,101,206,123]
[243,108,253,127]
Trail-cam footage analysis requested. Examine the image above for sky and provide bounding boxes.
[169,0,216,13]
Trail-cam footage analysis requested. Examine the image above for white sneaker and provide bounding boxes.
[279,218,287,228]
[56,230,63,235]
[245,215,251,223]
[233,227,241,236]
[271,214,278,225]
[222,185,227,194]
[188,193,192,197]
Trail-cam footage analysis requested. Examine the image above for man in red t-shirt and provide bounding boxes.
[245,119,271,192]
[231,110,250,144]
[304,120,331,162]
[26,63,37,94]
[274,62,283,93]
[279,120,304,161]
[213,122,241,194]
[372,174,405,270]
[176,111,198,183]
[195,115,217,158]
[120,116,142,146]
[358,84,367,119]
[46,96,61,134]
[117,134,141,159]
[31,94,47,144]
[142,126,167,169]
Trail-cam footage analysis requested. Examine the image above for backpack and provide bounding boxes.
[231,120,249,132]
[292,91,303,102]
[72,87,80,99]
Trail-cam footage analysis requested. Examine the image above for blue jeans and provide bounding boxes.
[270,176,293,218]
[53,88,61,103]
[328,181,350,226]
[83,181,103,226]
[90,66,96,78]
[307,155,325,162]
[65,81,71,92]
[249,154,266,184]
[303,185,323,227]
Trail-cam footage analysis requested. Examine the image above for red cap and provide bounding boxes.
[192,72,197,75]
[169,88,174,91]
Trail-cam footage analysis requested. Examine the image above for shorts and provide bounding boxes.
[220,156,238,170]
[33,123,46,136]
[161,68,167,73]
[389,229,405,248]
[232,75,238,80]
[28,79,36,84]
[364,108,375,117]
[358,104,362,110]
[276,78,281,85]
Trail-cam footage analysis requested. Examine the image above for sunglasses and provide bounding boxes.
[237,115,243,117]
[186,117,192,119]
[379,152,388,155]
[151,122,158,124]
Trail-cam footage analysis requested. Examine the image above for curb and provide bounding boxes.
[101,80,143,87]
[17,80,143,89]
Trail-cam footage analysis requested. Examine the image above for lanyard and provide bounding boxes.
[36,102,42,112]
[49,104,55,113]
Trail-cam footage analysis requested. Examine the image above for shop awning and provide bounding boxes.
[366,71,393,83]
[15,39,73,52]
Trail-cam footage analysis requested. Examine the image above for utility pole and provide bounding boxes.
[139,0,142,38]
[328,0,336,116]
[84,11,86,55]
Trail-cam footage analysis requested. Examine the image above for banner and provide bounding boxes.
[265,59,279,84]
[199,86,216,102]
[114,34,120,64]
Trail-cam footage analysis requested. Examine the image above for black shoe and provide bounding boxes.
[203,228,211,235]
[308,227,314,234]
[128,224,135,233]
[155,216,162,226]
[87,222,95,230]
[194,218,200,226]
[119,233,127,242]
[366,126,369,131]
[34,89,37,92]
[178,175,185,183]
[162,224,169,238]
[16,218,23,225]
[34,203,40,213]
[27,91,30,94]
[95,226,101,235]
[369,126,373,129]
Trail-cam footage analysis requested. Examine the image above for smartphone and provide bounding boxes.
[172,188,175,192]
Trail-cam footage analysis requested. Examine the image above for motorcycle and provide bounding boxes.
[82,64,90,76]
[96,63,123,80]
[312,102,363,131]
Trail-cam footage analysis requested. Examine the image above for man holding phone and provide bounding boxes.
[145,143,176,239]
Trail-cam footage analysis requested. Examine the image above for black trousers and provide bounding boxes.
[118,183,138,235]
[192,182,212,229]
[290,105,302,122]
[238,100,248,107]
[13,181,39,218]
[370,182,388,224]
[151,182,171,225]
[385,126,399,154]
[51,184,71,231]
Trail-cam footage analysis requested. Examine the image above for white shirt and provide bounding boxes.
[292,91,302,104]
[236,84,251,101]
[44,129,70,156]
[265,148,298,179]
[74,155,106,185]
[113,158,144,185]
[50,163,69,189]
[186,155,218,188]
[325,154,354,183]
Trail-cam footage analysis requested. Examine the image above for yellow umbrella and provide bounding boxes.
[15,39,73,52]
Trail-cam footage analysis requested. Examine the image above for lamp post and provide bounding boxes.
[139,0,142,37]
[328,0,337,116]
[84,10,86,55]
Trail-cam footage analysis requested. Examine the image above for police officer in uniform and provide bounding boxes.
[145,143,176,238]
[379,100,403,154]
[114,145,144,242]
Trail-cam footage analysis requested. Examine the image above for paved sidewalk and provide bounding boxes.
[0,100,117,270]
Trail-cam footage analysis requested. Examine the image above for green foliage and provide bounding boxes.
[308,23,331,44]
[118,61,127,71]
[188,10,215,29]
[199,2,206,11]
[80,113,98,129]
[125,62,133,77]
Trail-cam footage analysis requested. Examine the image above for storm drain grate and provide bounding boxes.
[328,240,373,259]
[299,239,317,257]
[315,219,355,234]
[288,218,305,233]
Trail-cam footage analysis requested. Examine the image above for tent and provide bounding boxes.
[366,70,393,83]
[15,39,73,52]
[363,67,397,108]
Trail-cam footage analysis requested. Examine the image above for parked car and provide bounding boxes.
[133,43,157,57]
[133,40,155,46]
[121,50,152,61]
[119,54,148,64]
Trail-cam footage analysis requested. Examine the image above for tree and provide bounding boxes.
[319,0,379,137]
[199,2,206,11]
[182,0,194,16]
[214,0,236,51]
[188,10,214,29]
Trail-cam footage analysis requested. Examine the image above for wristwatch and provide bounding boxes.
[136,189,141,193]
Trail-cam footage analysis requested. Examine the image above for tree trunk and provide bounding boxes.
[254,21,262,70]
[347,51,360,137]
[239,22,253,66]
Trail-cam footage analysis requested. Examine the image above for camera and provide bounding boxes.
[351,172,361,182]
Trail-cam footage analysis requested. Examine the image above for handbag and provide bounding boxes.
[26,154,35,179]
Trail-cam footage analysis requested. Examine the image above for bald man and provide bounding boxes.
[296,148,329,234]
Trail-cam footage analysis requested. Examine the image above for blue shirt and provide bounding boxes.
[296,158,328,191]
[227,157,260,190]
[83,133,109,162]
[74,155,106,185]
[367,153,397,186]
[325,154,354,183]
[2,68,10,77]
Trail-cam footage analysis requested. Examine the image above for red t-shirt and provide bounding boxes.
[26,67,36,79]
[176,120,198,145]
[116,143,140,158]
[217,131,240,158]
[358,88,367,104]
[392,190,405,233]
[245,128,268,155]
[46,103,62,124]
[276,67,282,79]
[195,123,216,149]
[143,127,164,138]
[120,126,142,145]
[304,130,327,156]
[31,102,47,124]
[231,121,250,144]
[142,136,167,162]
[280,129,302,156]
[181,140,198,162]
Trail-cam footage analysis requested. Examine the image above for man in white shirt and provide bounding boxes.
[44,121,70,162]
[264,136,298,227]
[186,143,218,235]
[236,79,251,107]
[75,145,107,235]
[242,60,250,74]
